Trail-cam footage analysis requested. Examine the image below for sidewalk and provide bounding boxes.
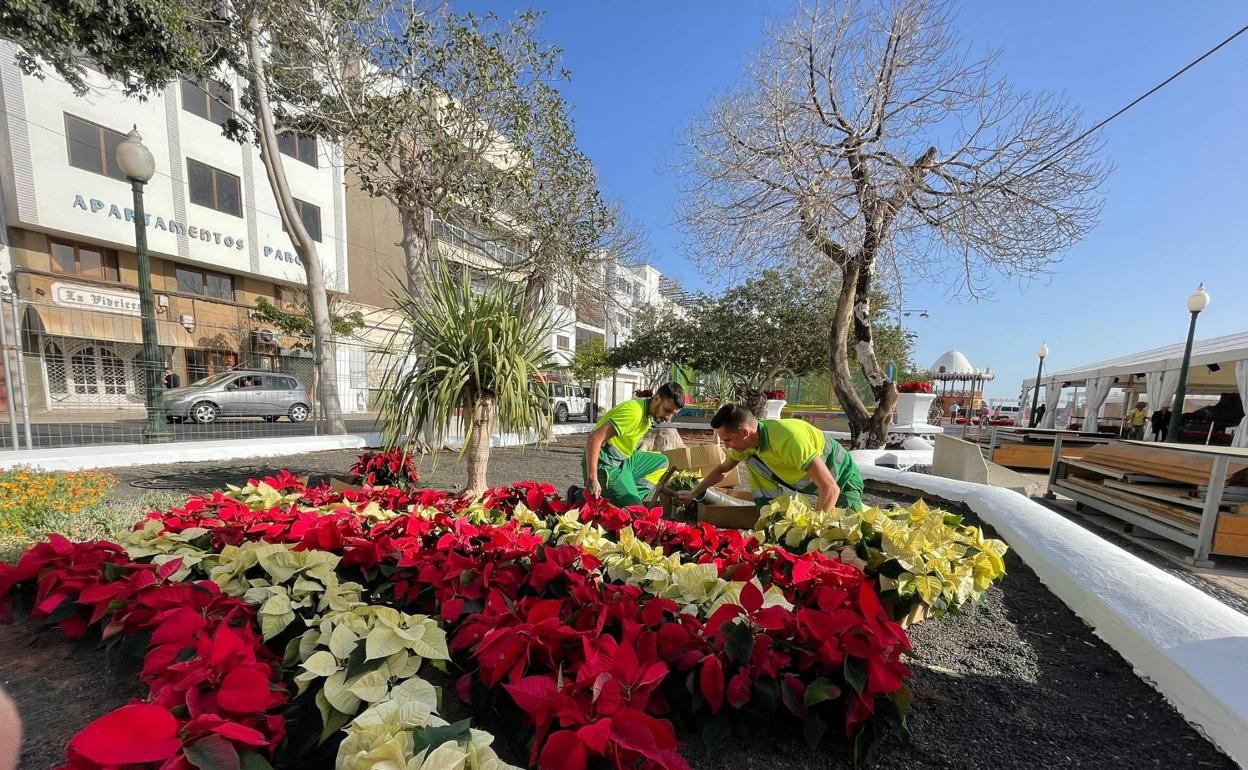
[0,422,593,472]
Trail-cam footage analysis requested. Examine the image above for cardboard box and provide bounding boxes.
[696,487,761,530]
[653,445,759,526]
[299,473,368,493]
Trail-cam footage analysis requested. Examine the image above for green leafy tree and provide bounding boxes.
[567,338,612,412]
[680,270,833,389]
[604,305,689,388]
[379,266,556,496]
[276,3,612,299]
[251,295,365,344]
[0,0,207,96]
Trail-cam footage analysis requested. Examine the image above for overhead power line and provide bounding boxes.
[1025,22,1248,176]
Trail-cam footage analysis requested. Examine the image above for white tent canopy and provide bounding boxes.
[1023,331,1248,389]
[1021,331,1248,444]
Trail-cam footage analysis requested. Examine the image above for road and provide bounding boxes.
[0,416,385,450]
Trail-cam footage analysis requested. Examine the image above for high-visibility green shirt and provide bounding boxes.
[729,418,862,496]
[594,398,653,459]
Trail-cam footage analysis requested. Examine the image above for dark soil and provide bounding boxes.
[0,620,143,769]
[2,443,1236,769]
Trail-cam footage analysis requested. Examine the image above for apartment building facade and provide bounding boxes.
[0,41,353,412]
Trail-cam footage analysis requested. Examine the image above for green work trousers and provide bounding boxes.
[585,450,669,507]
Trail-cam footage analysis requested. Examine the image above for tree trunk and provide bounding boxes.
[244,15,344,434]
[853,260,897,448]
[828,261,873,446]
[522,274,548,319]
[399,205,437,296]
[462,393,494,497]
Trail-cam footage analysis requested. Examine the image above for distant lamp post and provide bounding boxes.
[1166,284,1210,442]
[1029,343,1048,427]
[116,128,172,443]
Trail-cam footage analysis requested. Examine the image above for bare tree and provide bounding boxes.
[679,0,1108,447]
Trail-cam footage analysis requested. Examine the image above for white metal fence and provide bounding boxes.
[0,291,385,450]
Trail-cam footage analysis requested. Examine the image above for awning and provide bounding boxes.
[23,305,197,349]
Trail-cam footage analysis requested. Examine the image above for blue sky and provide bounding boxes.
[458,0,1247,398]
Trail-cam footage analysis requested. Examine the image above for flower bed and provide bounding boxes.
[0,463,1008,769]
[0,467,115,547]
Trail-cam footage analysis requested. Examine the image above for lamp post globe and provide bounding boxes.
[1167,284,1211,442]
[116,129,155,183]
[120,127,171,443]
[1187,284,1210,313]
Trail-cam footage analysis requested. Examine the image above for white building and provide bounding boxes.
[545,260,672,409]
[0,42,349,410]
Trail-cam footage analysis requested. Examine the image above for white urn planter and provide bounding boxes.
[763,399,787,420]
[895,392,936,426]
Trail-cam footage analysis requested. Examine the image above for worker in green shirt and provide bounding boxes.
[678,403,864,512]
[575,382,686,507]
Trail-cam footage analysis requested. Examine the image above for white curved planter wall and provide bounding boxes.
[859,465,1248,767]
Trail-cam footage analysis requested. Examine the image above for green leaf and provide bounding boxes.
[315,690,354,744]
[239,752,274,770]
[752,676,780,712]
[415,718,473,754]
[724,622,754,667]
[701,713,732,748]
[803,677,841,707]
[843,658,867,695]
[102,562,124,581]
[893,683,914,723]
[802,714,828,750]
[186,735,240,770]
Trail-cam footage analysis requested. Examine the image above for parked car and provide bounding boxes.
[545,382,595,423]
[163,370,312,424]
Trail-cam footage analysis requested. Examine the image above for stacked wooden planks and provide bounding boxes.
[989,428,1116,470]
[1078,444,1248,486]
[1063,444,1248,557]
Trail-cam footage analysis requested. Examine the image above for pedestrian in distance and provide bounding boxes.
[163,368,181,389]
[1150,404,1171,442]
[1126,401,1149,441]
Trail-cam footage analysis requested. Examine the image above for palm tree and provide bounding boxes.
[380,265,557,496]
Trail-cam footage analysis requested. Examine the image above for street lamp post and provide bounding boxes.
[116,128,172,443]
[1029,343,1048,427]
[1166,284,1211,442]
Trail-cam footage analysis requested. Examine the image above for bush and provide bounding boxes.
[0,467,115,548]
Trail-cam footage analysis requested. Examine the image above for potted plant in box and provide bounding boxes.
[895,381,936,426]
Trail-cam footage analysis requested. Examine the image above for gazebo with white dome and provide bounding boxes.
[928,350,994,418]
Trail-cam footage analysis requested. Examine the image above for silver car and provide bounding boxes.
[163,370,312,424]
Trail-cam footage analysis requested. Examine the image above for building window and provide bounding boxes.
[617,313,631,330]
[185,349,238,383]
[64,114,127,181]
[556,335,571,351]
[49,239,119,282]
[176,267,235,301]
[294,198,322,242]
[278,132,318,167]
[187,159,242,216]
[558,290,573,307]
[180,79,234,126]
